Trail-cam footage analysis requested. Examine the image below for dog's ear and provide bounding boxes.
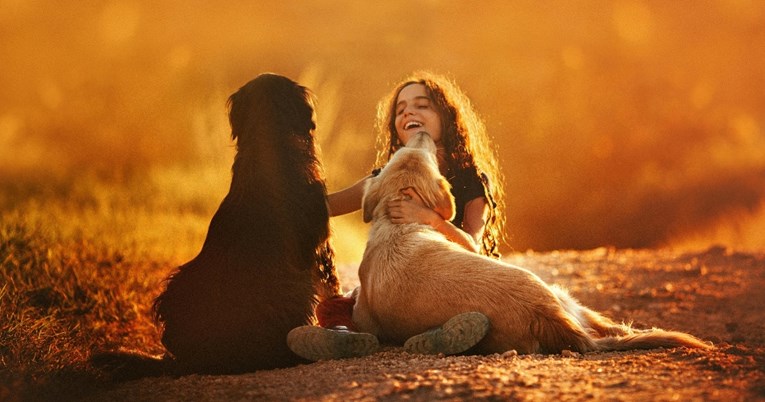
[362,178,381,223]
[431,176,456,221]
[415,173,455,221]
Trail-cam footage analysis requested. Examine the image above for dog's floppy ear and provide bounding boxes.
[415,172,455,221]
[362,177,382,223]
[431,176,456,221]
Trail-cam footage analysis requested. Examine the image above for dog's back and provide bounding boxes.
[153,74,340,374]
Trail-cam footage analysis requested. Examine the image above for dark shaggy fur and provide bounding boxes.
[93,73,341,378]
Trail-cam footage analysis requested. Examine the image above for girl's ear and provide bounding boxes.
[432,177,456,221]
[362,178,381,223]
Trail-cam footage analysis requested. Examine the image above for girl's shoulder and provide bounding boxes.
[451,166,487,186]
[451,167,497,208]
[450,167,485,196]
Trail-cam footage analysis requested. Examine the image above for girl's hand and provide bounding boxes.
[387,187,440,227]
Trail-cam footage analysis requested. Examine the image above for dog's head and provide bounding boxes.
[363,132,455,223]
[226,73,326,187]
[227,73,316,153]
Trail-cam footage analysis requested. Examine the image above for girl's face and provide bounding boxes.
[394,83,443,146]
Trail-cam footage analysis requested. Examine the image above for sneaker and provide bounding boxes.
[403,311,490,355]
[287,325,379,361]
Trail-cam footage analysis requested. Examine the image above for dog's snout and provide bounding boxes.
[408,132,436,154]
[415,131,431,142]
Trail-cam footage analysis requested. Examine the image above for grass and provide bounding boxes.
[0,221,161,399]
[0,166,221,399]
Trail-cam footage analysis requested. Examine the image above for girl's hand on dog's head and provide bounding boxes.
[399,188,422,204]
[399,187,452,222]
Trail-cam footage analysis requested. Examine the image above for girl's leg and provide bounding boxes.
[288,290,378,361]
[287,325,379,361]
[316,295,356,330]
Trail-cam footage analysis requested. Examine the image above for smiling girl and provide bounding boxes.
[331,71,505,257]
[288,71,506,360]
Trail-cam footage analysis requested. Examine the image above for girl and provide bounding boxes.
[288,71,506,360]
[331,71,504,257]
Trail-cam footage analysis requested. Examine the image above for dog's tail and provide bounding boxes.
[592,329,713,352]
[91,349,175,381]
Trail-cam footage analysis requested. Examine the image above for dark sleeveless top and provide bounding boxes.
[372,166,491,229]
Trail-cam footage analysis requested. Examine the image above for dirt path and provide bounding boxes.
[87,247,765,401]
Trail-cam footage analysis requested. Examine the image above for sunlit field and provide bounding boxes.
[2,1,765,399]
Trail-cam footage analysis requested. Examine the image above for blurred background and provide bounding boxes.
[1,0,764,264]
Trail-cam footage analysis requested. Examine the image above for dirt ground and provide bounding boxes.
[86,246,765,401]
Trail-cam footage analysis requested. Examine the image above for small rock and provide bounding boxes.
[501,350,518,358]
[561,349,581,358]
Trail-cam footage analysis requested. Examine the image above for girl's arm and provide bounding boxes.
[460,197,489,247]
[387,189,488,253]
[327,176,372,217]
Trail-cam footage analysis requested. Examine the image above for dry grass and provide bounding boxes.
[0,167,221,399]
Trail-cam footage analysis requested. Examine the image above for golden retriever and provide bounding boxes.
[351,132,711,354]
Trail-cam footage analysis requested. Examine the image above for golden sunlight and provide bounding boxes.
[612,1,655,46]
[1,1,763,256]
[99,2,141,45]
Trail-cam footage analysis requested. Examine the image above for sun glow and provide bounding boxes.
[1,1,763,256]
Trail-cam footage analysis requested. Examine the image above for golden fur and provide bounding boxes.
[352,132,711,354]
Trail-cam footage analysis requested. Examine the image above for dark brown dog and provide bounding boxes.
[94,73,341,378]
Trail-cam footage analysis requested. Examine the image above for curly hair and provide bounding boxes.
[374,71,506,258]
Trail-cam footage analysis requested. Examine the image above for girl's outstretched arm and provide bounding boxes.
[327,176,372,217]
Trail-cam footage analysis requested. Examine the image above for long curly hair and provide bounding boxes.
[374,71,506,258]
